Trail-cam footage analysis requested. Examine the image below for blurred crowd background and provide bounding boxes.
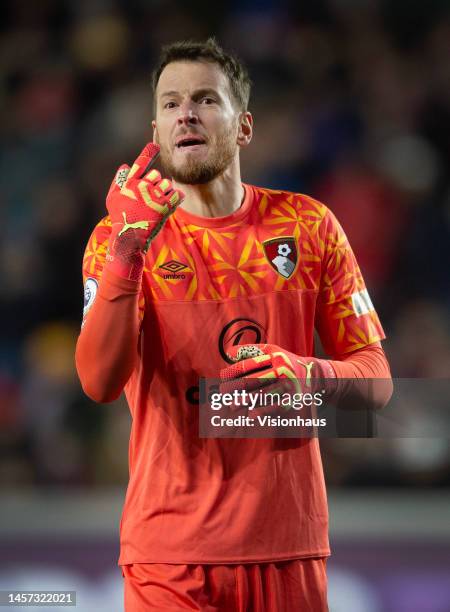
[1,0,449,492]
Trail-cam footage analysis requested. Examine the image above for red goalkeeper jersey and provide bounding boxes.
[82,184,385,564]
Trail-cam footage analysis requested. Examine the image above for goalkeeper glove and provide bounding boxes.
[220,344,336,397]
[105,143,184,280]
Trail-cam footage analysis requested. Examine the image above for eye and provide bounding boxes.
[164,101,177,109]
[200,97,215,105]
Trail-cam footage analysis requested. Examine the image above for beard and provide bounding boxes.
[159,124,238,185]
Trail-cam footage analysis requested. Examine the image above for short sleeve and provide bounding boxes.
[81,216,145,324]
[315,208,385,357]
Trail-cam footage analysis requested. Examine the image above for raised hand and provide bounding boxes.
[105,143,184,280]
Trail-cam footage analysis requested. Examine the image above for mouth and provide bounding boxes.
[175,135,207,150]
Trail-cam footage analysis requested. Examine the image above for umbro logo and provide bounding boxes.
[159,260,188,273]
[158,259,189,279]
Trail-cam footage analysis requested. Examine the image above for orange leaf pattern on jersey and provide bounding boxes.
[82,186,385,354]
[82,217,111,281]
[82,216,145,323]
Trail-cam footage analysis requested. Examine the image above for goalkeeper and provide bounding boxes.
[76,38,392,612]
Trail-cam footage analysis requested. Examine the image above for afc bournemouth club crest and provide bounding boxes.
[262,237,298,279]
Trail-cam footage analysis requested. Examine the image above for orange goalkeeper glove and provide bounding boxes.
[105,143,184,280]
[220,344,336,397]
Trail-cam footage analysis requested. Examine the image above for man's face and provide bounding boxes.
[153,60,244,184]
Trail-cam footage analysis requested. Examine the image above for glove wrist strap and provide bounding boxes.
[105,251,145,282]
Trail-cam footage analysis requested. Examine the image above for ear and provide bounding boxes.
[237,112,253,147]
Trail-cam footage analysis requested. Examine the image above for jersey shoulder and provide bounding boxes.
[249,184,340,247]
[82,215,112,282]
[250,185,331,221]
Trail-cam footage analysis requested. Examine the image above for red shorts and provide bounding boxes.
[122,558,328,611]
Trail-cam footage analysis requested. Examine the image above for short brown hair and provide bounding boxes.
[151,37,251,112]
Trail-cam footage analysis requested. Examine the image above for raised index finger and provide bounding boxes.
[127,142,161,182]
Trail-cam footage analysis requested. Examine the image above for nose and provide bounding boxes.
[177,101,199,126]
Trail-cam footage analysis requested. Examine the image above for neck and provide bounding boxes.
[173,157,244,218]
